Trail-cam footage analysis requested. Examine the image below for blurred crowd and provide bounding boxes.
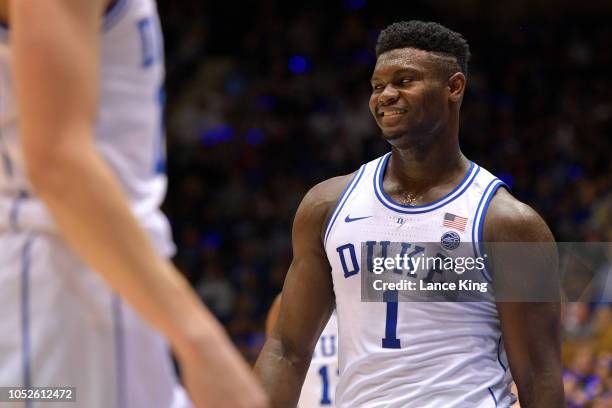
[156,0,610,404]
[563,304,611,407]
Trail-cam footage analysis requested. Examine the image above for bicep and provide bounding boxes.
[485,191,563,402]
[273,251,334,358]
[485,189,561,305]
[11,0,105,159]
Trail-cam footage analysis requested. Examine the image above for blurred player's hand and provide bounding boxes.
[178,333,269,408]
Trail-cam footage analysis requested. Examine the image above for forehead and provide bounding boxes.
[373,48,439,76]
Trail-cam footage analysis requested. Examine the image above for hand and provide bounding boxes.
[178,333,269,408]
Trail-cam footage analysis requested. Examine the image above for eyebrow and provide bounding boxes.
[371,67,423,82]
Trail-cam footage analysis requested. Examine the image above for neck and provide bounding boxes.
[386,126,468,196]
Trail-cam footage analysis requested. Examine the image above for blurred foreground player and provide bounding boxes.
[255,21,564,407]
[266,294,339,407]
[0,0,266,407]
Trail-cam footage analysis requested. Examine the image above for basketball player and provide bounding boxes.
[0,1,266,407]
[254,21,564,407]
[266,294,339,407]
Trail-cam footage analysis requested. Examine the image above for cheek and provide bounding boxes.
[368,96,379,116]
[421,88,447,114]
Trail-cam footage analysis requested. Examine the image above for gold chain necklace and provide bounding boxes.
[398,191,423,206]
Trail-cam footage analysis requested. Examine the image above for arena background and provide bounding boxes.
[156,1,611,405]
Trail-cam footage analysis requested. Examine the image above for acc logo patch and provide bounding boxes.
[441,231,461,250]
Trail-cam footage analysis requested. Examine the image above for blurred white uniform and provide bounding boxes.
[0,0,190,406]
[324,153,516,407]
[299,313,338,408]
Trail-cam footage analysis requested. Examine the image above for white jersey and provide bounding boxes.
[0,1,190,407]
[299,312,339,408]
[324,152,516,407]
[0,0,173,256]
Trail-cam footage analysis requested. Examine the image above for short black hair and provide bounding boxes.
[375,20,471,76]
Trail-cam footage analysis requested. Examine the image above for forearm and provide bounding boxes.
[28,144,226,358]
[517,372,564,408]
[518,350,565,407]
[530,374,565,408]
[254,337,310,408]
[505,302,564,408]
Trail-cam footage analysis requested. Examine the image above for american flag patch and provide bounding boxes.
[443,213,468,232]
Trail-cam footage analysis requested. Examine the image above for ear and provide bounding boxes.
[448,72,466,103]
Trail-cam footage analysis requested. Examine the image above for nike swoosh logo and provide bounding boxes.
[345,215,372,223]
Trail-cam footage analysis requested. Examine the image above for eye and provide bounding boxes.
[399,78,413,85]
[372,84,384,91]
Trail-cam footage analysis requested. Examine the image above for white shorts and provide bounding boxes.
[0,231,192,408]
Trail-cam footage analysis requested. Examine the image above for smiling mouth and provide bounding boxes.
[379,109,407,117]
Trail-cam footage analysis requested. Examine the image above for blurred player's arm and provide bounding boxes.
[10,1,266,407]
[255,176,350,407]
[485,189,564,408]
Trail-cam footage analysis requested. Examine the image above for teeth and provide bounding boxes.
[382,110,405,116]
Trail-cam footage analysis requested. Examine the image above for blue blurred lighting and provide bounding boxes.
[246,128,265,146]
[288,55,309,74]
[201,125,236,147]
[355,48,376,66]
[225,75,246,96]
[568,165,583,181]
[344,0,366,10]
[201,232,221,249]
[257,94,277,112]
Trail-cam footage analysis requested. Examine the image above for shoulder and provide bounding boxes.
[483,187,554,243]
[294,173,356,240]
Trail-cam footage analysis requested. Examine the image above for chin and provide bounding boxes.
[380,127,412,142]
[380,129,429,151]
[379,125,402,137]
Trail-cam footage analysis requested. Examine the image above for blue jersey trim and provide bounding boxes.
[472,179,499,255]
[103,0,129,32]
[21,236,35,403]
[497,336,507,371]
[488,387,498,407]
[154,85,167,174]
[373,153,479,214]
[478,181,508,244]
[377,152,476,209]
[10,191,29,232]
[472,179,507,283]
[112,295,126,408]
[323,165,366,247]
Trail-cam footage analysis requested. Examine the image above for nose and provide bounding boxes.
[378,84,399,106]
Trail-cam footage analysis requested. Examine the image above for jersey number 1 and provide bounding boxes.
[317,365,332,405]
[382,290,401,348]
